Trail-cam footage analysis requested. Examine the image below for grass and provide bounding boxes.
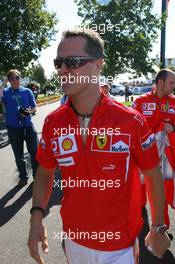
[36,94,61,104]
[36,94,133,107]
[121,101,132,107]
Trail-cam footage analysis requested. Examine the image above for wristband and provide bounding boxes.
[30,206,45,216]
[151,224,168,233]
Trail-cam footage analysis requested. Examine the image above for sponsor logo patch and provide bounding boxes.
[58,134,77,154]
[96,135,108,149]
[91,133,130,153]
[57,157,75,167]
[142,103,156,111]
[143,110,153,116]
[131,102,137,109]
[142,103,148,110]
[141,133,155,151]
[62,138,73,151]
[111,140,129,152]
[168,108,175,114]
[147,103,156,110]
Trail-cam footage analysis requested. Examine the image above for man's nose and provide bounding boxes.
[58,63,70,74]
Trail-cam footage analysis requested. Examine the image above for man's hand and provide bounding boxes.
[133,239,139,264]
[0,77,8,98]
[1,77,8,87]
[164,122,174,133]
[145,230,170,258]
[19,107,31,117]
[28,220,49,264]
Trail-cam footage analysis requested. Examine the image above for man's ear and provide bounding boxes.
[96,58,104,70]
[158,79,164,87]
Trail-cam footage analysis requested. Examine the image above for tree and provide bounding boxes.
[0,0,58,75]
[48,72,60,88]
[28,63,47,89]
[75,0,161,76]
[43,71,61,94]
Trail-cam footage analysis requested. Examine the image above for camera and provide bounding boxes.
[18,107,30,116]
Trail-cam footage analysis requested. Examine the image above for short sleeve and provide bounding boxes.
[28,89,36,108]
[131,97,142,113]
[36,116,57,169]
[131,112,159,171]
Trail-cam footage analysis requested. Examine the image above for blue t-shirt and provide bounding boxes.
[2,86,36,128]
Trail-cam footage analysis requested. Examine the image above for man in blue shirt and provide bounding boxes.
[0,69,38,186]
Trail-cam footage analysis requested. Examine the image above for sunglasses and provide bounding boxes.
[53,56,98,69]
[9,76,20,81]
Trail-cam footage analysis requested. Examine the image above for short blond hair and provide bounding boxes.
[7,69,21,79]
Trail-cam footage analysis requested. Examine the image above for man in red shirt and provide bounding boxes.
[28,29,170,264]
[132,69,175,133]
[132,69,175,215]
[132,68,175,261]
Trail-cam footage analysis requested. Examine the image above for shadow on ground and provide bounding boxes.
[0,167,63,226]
[0,117,9,148]
[0,183,33,226]
[24,152,63,212]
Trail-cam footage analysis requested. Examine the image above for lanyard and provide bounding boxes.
[10,87,21,107]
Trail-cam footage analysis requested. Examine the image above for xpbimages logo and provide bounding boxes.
[53,229,121,243]
[53,177,121,191]
[53,126,120,137]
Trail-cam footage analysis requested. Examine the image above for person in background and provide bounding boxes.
[132,68,175,262]
[28,29,170,264]
[32,85,38,100]
[100,81,110,96]
[0,69,38,186]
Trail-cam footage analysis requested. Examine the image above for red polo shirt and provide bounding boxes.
[132,90,175,133]
[132,91,175,208]
[37,95,159,251]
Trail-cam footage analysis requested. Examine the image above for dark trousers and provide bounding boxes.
[7,126,38,179]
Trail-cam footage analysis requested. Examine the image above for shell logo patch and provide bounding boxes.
[58,134,78,155]
[148,103,156,110]
[62,138,73,151]
[142,103,156,111]
[96,135,107,149]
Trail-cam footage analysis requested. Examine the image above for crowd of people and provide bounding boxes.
[1,28,175,264]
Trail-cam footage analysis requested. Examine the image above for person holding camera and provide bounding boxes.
[0,69,38,186]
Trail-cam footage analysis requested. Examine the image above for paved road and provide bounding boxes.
[0,101,67,264]
[0,98,175,264]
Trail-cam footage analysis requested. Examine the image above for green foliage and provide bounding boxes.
[0,0,58,75]
[75,0,162,76]
[37,94,60,104]
[27,63,47,88]
[122,101,132,107]
[48,72,60,87]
